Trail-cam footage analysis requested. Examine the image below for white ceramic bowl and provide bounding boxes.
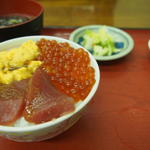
[0,36,100,142]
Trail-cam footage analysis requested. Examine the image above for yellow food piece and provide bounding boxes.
[0,40,42,84]
[0,72,14,84]
[28,61,42,73]
[13,67,32,81]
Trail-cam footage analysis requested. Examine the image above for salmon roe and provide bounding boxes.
[37,39,95,101]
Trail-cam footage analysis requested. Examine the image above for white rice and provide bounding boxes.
[13,117,35,127]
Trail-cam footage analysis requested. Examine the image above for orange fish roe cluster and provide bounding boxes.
[37,39,95,101]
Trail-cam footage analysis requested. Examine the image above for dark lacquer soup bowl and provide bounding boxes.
[0,0,43,41]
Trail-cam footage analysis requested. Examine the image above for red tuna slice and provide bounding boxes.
[0,79,29,125]
[24,68,75,124]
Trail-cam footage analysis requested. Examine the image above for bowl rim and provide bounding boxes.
[0,0,44,30]
[0,35,100,132]
[69,25,134,61]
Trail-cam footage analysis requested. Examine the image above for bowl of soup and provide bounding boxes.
[0,0,43,41]
[0,36,100,142]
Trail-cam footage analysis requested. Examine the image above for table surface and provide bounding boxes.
[0,28,150,150]
[37,0,150,28]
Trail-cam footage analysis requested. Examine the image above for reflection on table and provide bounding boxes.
[37,0,150,28]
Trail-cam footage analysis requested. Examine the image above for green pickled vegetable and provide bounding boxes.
[81,27,120,56]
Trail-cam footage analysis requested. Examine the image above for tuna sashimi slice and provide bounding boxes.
[24,68,75,124]
[0,79,29,125]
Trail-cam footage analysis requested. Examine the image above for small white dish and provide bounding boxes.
[69,25,134,61]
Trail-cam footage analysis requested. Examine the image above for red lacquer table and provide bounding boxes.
[0,28,150,150]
